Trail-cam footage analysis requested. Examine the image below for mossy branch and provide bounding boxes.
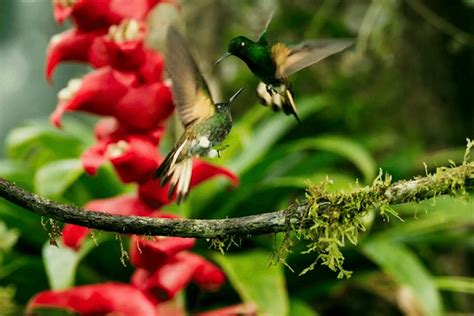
[0,162,472,239]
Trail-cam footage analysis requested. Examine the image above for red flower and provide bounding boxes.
[27,282,158,316]
[51,67,136,128]
[52,0,163,31]
[139,160,239,208]
[51,67,173,131]
[130,235,196,270]
[81,119,165,181]
[45,28,106,81]
[114,82,174,130]
[62,195,158,249]
[131,252,225,303]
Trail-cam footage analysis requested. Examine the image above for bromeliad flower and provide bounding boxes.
[27,282,158,316]
[46,19,166,82]
[81,118,165,180]
[62,195,159,249]
[52,0,165,31]
[51,67,137,128]
[45,28,106,81]
[130,235,196,271]
[51,68,173,130]
[131,252,225,303]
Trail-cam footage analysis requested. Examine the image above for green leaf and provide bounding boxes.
[0,222,19,251]
[286,135,376,183]
[0,200,47,249]
[43,239,96,290]
[230,96,328,174]
[34,159,83,199]
[434,276,474,294]
[289,299,319,316]
[372,197,474,242]
[5,122,86,169]
[213,250,289,316]
[362,239,443,316]
[0,159,33,190]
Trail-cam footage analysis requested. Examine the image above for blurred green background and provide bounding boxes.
[0,0,473,315]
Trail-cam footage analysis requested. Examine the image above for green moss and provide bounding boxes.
[41,217,62,246]
[274,140,473,278]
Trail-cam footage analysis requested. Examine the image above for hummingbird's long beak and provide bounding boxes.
[215,51,231,65]
[229,87,244,104]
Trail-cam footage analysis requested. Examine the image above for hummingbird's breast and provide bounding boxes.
[195,111,232,146]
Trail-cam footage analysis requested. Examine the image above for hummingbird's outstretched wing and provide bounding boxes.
[165,27,215,127]
[256,10,274,45]
[275,39,354,79]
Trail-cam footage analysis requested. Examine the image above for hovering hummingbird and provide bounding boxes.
[216,16,353,122]
[155,27,243,203]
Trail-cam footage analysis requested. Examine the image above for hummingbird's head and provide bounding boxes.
[227,36,254,57]
[215,87,244,112]
[215,36,254,65]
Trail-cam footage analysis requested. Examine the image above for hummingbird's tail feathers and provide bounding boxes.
[165,158,193,204]
[256,82,300,122]
[153,140,193,204]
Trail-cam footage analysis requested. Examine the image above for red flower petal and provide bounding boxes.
[130,235,196,271]
[108,137,161,183]
[138,50,165,84]
[81,141,108,175]
[50,67,136,128]
[139,160,239,206]
[115,82,174,131]
[61,195,158,249]
[82,120,164,177]
[45,28,106,81]
[131,253,201,302]
[27,282,158,316]
[62,224,89,250]
[190,160,239,188]
[53,0,160,31]
[52,0,75,24]
[138,177,173,208]
[131,252,225,303]
[191,255,226,291]
[196,303,258,316]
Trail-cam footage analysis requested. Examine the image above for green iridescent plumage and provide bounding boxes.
[216,17,353,122]
[154,27,242,203]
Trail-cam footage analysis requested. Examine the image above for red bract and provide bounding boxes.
[62,195,158,249]
[51,69,172,131]
[51,67,136,128]
[82,123,165,181]
[139,160,239,207]
[115,82,174,131]
[27,282,158,316]
[131,252,225,303]
[52,0,160,31]
[130,235,196,270]
[45,28,106,81]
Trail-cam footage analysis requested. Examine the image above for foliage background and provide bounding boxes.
[0,0,473,315]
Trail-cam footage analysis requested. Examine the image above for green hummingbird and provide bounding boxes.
[216,17,353,122]
[154,27,243,203]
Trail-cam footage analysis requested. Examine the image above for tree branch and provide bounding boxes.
[0,163,472,239]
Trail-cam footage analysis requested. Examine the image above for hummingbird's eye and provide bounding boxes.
[240,42,245,47]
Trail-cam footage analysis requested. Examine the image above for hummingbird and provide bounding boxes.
[215,16,353,122]
[154,27,243,203]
